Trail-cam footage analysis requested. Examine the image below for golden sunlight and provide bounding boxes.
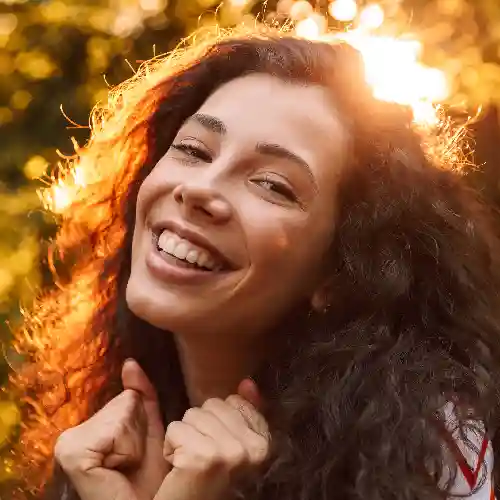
[329,0,358,22]
[41,164,88,214]
[42,179,73,214]
[299,2,450,126]
[43,1,450,214]
[336,32,448,125]
[358,4,384,30]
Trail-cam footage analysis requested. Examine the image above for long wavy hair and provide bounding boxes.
[9,28,500,500]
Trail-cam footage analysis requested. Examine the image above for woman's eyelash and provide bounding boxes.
[171,143,212,161]
[170,145,297,203]
[257,176,297,202]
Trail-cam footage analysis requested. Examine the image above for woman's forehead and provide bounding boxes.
[185,74,349,175]
[197,73,342,130]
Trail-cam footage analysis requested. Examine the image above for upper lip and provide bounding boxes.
[150,220,235,269]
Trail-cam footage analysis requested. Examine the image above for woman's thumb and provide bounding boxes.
[237,377,263,411]
[122,359,164,439]
[122,360,169,498]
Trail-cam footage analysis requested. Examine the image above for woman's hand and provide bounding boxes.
[54,359,169,500]
[154,379,270,500]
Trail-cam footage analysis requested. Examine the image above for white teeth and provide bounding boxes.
[158,231,177,254]
[173,242,188,260]
[196,252,208,268]
[186,249,199,264]
[165,237,176,254]
[156,229,220,270]
[205,256,215,269]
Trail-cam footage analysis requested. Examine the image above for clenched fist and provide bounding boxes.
[154,379,270,500]
[54,359,270,500]
[54,359,169,500]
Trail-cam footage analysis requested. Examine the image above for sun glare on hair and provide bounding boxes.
[42,0,451,215]
[294,1,449,127]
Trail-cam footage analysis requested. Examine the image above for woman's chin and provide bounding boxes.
[125,277,217,334]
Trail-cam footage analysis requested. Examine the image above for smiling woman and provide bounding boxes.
[9,28,500,500]
[127,73,344,341]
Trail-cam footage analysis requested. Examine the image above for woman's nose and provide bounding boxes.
[172,183,233,224]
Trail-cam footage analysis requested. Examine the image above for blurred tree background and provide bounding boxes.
[0,0,499,484]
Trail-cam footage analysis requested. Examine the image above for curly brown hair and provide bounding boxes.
[9,28,500,500]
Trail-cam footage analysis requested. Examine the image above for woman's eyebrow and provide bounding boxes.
[189,113,227,135]
[256,142,318,191]
[187,114,318,191]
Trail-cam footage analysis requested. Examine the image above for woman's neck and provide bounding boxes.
[173,333,266,406]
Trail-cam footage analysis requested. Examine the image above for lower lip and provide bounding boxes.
[145,235,227,285]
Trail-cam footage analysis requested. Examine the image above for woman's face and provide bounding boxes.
[127,73,348,339]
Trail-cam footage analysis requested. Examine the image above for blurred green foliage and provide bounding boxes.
[0,0,500,483]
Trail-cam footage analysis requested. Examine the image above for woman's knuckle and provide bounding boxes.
[247,436,269,463]
[166,420,181,436]
[251,445,269,464]
[183,407,200,421]
[202,398,222,411]
[225,395,241,407]
[54,428,82,469]
[54,430,71,457]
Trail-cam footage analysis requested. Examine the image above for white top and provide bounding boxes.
[442,402,495,499]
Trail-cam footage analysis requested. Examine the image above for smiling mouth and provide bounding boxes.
[151,230,229,272]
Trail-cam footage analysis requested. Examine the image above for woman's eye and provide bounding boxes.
[255,176,297,202]
[171,143,212,162]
